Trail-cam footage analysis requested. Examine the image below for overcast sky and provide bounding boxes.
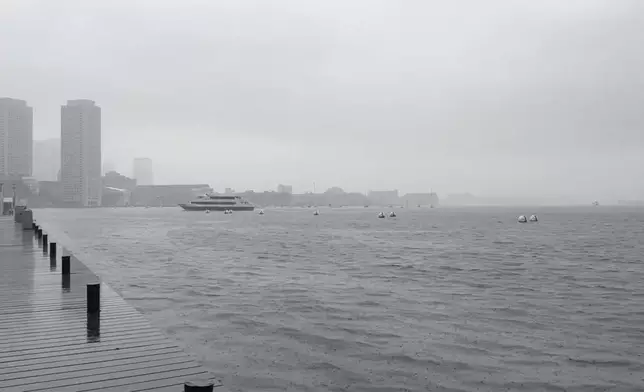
[1,0,643,200]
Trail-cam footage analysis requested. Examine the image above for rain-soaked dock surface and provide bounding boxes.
[0,217,218,392]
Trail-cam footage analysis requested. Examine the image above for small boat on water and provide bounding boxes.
[313,210,320,216]
[389,211,396,217]
[378,212,386,218]
[518,215,527,223]
[258,209,265,215]
[179,194,255,212]
[529,214,538,222]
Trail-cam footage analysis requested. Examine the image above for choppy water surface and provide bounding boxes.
[35,207,644,391]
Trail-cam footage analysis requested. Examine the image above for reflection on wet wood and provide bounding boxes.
[0,218,221,391]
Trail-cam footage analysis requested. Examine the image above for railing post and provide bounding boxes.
[87,283,100,314]
[184,380,215,392]
[62,255,70,275]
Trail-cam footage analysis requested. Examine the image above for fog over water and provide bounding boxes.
[2,0,644,200]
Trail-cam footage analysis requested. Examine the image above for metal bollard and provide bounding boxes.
[42,234,48,248]
[62,255,70,275]
[87,283,100,314]
[49,242,57,258]
[184,380,215,392]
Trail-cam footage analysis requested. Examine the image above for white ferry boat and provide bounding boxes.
[179,194,255,211]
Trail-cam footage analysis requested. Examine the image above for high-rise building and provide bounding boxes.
[0,98,33,177]
[132,158,153,186]
[33,138,60,181]
[61,99,102,207]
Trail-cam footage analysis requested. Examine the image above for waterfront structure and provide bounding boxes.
[133,157,153,185]
[0,219,217,390]
[103,170,136,191]
[277,184,293,194]
[401,192,440,207]
[33,138,60,181]
[0,98,33,177]
[60,99,102,207]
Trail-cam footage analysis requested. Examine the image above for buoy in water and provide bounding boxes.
[205,209,210,214]
[258,209,265,215]
[518,215,527,223]
[378,212,385,218]
[389,212,396,217]
[313,210,320,216]
[529,214,538,222]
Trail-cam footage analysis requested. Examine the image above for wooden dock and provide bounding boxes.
[0,217,221,392]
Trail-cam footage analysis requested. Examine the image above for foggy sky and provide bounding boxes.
[1,0,643,201]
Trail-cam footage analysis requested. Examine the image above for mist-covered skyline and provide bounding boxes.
[2,0,643,201]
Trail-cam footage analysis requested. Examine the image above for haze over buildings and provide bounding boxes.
[102,161,115,176]
[0,98,32,177]
[133,157,153,186]
[60,99,102,207]
[2,1,644,202]
[33,138,60,182]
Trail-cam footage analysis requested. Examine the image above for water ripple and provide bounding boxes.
[34,206,644,392]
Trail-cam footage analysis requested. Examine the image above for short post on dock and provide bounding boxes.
[184,380,215,392]
[62,255,70,275]
[87,283,100,314]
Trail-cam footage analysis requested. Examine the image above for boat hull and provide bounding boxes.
[178,204,255,211]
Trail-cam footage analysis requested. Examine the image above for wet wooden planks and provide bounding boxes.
[0,218,220,391]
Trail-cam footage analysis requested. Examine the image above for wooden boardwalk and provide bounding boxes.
[0,217,220,392]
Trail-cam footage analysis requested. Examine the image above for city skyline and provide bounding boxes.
[2,1,643,202]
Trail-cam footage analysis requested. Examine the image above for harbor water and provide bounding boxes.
[34,207,644,392]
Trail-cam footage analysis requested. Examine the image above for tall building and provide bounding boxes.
[61,100,102,207]
[132,157,153,185]
[33,138,60,181]
[0,98,33,177]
